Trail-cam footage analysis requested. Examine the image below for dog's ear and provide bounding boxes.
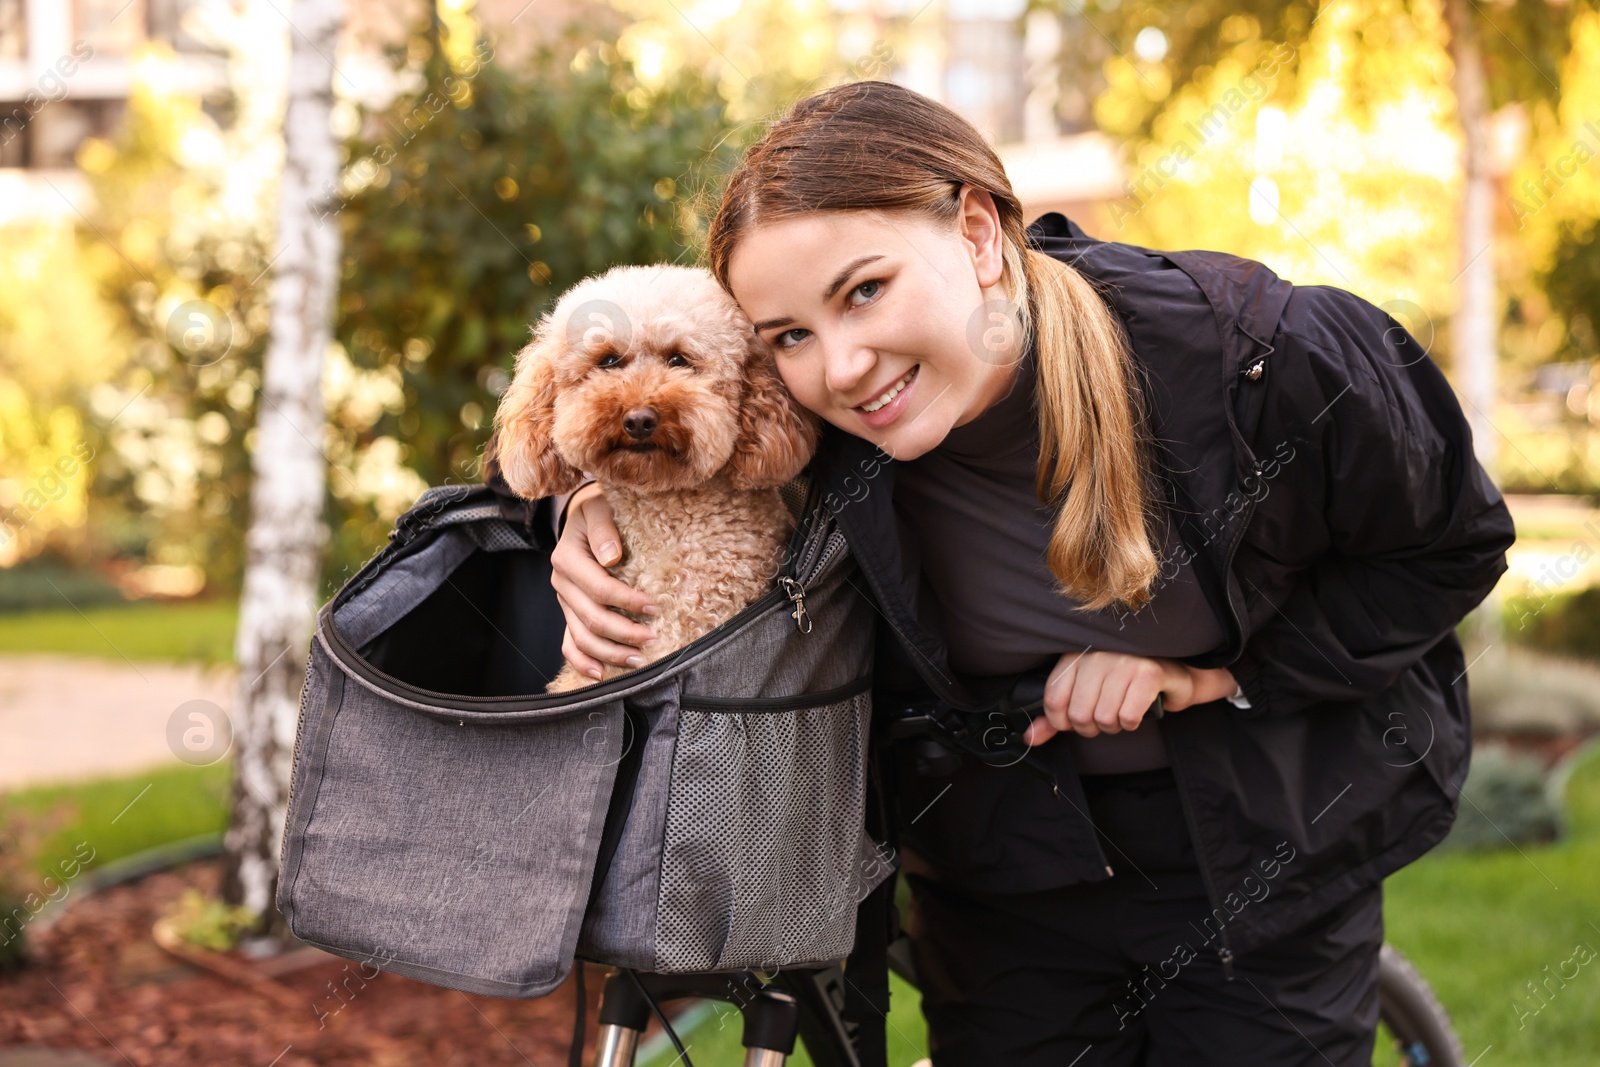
[724,339,821,490]
[491,333,585,499]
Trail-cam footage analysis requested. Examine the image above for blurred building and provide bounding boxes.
[828,0,1125,232]
[0,0,226,220]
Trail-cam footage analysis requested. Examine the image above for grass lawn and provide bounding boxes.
[0,601,238,664]
[4,725,1596,1065]
[3,761,233,881]
[1381,745,1600,1066]
[638,970,929,1067]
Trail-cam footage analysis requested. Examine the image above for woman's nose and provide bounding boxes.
[821,334,876,398]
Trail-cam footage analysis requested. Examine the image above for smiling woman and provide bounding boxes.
[542,78,1516,1067]
[707,88,1168,619]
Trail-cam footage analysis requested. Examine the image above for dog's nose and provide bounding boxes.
[623,407,659,440]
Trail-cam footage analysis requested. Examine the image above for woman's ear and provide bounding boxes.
[490,334,585,499]
[725,340,821,490]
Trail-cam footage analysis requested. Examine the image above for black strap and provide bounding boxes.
[585,701,650,914]
[842,734,896,1067]
[571,701,649,1067]
[569,960,586,1067]
[843,873,893,1067]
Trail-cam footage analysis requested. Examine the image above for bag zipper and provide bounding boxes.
[320,475,844,714]
[772,473,848,634]
[779,524,849,633]
[278,649,321,864]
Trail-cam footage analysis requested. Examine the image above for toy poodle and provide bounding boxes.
[490,263,821,693]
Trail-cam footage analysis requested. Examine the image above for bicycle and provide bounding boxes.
[579,672,1466,1067]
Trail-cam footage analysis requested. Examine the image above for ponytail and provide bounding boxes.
[1021,248,1163,612]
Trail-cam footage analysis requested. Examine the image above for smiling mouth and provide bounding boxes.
[855,366,918,412]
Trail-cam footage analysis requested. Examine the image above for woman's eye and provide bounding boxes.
[849,279,882,306]
[774,328,809,350]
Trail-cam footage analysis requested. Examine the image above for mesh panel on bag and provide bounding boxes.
[464,519,536,553]
[654,689,872,972]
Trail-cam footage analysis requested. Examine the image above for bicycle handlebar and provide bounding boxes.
[884,664,1166,793]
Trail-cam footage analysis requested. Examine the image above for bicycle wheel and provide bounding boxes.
[1375,942,1465,1067]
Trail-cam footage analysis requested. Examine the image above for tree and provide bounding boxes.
[321,19,743,586]
[220,0,345,936]
[72,58,276,597]
[1443,0,1496,469]
[1084,0,1584,471]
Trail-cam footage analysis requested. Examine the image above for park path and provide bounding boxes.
[0,654,236,791]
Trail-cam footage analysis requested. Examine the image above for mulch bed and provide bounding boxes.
[1478,730,1597,769]
[0,856,665,1066]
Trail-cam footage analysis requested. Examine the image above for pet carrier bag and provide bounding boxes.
[275,474,892,998]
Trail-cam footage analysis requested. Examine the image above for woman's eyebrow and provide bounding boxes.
[750,253,887,333]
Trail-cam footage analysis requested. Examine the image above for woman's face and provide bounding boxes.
[726,186,1025,462]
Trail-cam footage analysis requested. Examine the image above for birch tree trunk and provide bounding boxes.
[221,0,345,937]
[1444,0,1498,472]
[1443,0,1506,652]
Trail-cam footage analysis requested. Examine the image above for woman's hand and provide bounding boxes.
[1020,650,1239,746]
[549,482,659,680]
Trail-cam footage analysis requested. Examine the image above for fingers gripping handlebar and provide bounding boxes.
[883,667,1166,792]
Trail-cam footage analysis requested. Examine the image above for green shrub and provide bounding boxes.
[1442,745,1562,851]
[0,559,127,614]
[1503,583,1600,663]
[323,22,746,593]
[164,887,258,952]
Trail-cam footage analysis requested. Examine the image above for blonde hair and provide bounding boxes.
[705,81,1164,612]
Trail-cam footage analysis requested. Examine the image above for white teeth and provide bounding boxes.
[861,368,915,413]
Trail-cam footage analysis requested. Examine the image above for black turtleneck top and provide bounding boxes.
[890,337,1229,774]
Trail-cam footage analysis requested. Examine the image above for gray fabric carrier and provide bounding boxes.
[276,475,891,998]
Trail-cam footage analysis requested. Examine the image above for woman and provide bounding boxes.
[542,81,1515,1065]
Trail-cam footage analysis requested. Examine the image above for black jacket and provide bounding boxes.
[811,212,1517,962]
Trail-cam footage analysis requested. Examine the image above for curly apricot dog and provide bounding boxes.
[491,264,820,693]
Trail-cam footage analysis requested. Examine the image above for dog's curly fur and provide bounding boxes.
[490,264,821,693]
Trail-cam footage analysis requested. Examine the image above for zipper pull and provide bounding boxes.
[778,576,812,633]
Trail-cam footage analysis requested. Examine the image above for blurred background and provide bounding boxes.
[0,0,1597,1063]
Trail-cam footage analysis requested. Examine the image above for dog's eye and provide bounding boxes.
[666,351,690,368]
[597,352,621,368]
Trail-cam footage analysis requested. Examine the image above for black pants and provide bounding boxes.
[902,768,1383,1066]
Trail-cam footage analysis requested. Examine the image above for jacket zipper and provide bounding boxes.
[1164,484,1257,983]
[1161,366,1266,983]
[1162,717,1239,982]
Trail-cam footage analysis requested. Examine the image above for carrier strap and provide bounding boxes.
[570,700,649,1067]
[585,701,650,915]
[842,734,896,1067]
[569,961,586,1067]
[844,876,893,1067]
